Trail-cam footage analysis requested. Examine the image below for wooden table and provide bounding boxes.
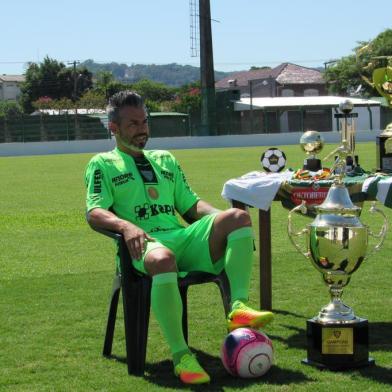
[232,199,274,311]
[228,173,385,311]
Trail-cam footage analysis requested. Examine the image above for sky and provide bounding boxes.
[1,0,391,75]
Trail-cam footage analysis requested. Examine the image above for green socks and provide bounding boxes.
[151,227,254,365]
[224,226,254,304]
[151,272,190,366]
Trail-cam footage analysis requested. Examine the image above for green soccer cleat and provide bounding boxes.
[227,300,274,332]
[174,353,210,384]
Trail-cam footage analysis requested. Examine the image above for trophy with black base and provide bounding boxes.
[334,99,359,172]
[300,130,324,171]
[376,122,392,173]
[287,141,388,370]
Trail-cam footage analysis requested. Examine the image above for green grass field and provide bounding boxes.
[1,142,391,391]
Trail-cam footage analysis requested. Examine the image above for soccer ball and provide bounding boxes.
[221,328,274,378]
[261,148,286,173]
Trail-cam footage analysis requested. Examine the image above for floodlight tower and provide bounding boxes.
[190,0,217,136]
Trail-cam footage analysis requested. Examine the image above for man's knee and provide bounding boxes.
[144,248,177,276]
[224,208,252,228]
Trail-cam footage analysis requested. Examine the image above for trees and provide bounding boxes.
[0,101,23,119]
[32,96,54,111]
[20,56,93,113]
[94,71,115,99]
[78,90,106,112]
[171,82,201,115]
[132,79,175,103]
[324,29,392,96]
[324,55,360,96]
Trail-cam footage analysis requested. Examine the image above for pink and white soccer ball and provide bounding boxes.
[221,328,273,378]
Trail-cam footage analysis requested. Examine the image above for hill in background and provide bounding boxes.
[81,59,232,87]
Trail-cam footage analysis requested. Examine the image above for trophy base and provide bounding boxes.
[301,357,375,370]
[303,158,322,171]
[304,317,374,370]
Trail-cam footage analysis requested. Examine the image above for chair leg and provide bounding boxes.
[122,278,151,376]
[179,285,189,344]
[103,275,121,357]
[215,273,231,316]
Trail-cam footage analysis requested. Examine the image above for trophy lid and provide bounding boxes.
[316,183,361,215]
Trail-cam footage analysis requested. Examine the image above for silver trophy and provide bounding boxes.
[287,141,388,369]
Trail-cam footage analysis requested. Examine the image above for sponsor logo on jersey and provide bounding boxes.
[135,203,175,220]
[111,172,135,186]
[161,170,174,182]
[177,164,191,191]
[93,169,102,193]
[149,227,172,233]
[102,157,121,163]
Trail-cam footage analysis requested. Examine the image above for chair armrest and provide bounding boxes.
[90,225,123,241]
[91,225,140,279]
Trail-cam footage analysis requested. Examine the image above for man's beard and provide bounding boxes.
[117,133,148,152]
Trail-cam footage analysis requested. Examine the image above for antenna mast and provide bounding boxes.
[189,0,199,57]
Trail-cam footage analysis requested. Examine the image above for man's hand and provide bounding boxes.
[121,223,155,260]
[87,207,154,260]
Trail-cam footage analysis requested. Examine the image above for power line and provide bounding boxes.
[0,57,338,66]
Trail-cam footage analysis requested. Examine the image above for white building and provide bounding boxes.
[0,75,25,101]
[234,96,381,132]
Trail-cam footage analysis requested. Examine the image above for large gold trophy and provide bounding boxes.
[287,136,388,369]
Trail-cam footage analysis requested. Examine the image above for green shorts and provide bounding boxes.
[132,213,225,277]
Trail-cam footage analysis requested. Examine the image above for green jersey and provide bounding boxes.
[85,148,200,233]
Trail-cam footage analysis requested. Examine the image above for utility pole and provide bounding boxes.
[68,60,80,101]
[199,0,216,136]
[68,60,81,139]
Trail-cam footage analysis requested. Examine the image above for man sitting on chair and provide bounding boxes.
[85,90,273,385]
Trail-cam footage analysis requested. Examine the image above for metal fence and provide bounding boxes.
[0,114,111,143]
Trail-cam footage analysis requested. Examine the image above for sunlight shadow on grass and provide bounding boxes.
[143,347,313,390]
[269,324,307,349]
[358,363,392,385]
[273,309,307,319]
[369,322,392,351]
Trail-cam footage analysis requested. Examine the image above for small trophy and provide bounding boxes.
[376,122,392,173]
[333,99,359,172]
[300,130,324,171]
[287,141,388,370]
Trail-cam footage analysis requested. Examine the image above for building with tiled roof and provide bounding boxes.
[0,74,25,101]
[216,63,326,98]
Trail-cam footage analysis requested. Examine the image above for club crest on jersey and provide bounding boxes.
[147,186,159,199]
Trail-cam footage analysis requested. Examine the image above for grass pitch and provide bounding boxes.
[0,142,391,391]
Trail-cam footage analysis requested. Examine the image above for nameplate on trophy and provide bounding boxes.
[322,328,354,355]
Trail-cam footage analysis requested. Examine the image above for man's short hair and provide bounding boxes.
[107,90,145,124]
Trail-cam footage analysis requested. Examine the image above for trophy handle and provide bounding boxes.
[287,201,310,259]
[366,202,388,259]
